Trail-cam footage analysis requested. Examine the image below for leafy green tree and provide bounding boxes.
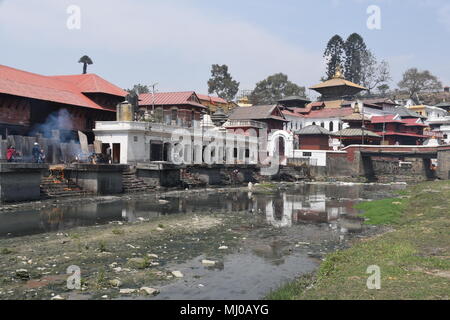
[377,84,390,97]
[125,84,150,112]
[324,35,345,80]
[78,55,93,74]
[398,68,442,100]
[207,64,240,101]
[126,84,150,95]
[249,73,306,105]
[344,33,368,84]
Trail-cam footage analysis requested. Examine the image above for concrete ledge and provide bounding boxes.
[0,163,49,202]
[65,164,128,195]
[66,164,129,172]
[136,163,181,187]
[0,163,49,173]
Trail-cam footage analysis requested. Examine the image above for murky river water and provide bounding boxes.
[0,182,406,300]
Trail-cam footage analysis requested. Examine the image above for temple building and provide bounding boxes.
[309,67,368,106]
[225,105,288,136]
[138,91,207,128]
[197,94,237,114]
[296,125,333,150]
[0,64,127,142]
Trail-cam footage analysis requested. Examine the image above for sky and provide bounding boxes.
[1,0,449,98]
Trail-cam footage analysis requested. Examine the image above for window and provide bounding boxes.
[171,108,178,121]
[329,122,334,132]
[320,122,325,128]
[133,136,138,142]
[303,152,312,157]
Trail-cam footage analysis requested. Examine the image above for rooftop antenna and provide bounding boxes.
[149,82,159,114]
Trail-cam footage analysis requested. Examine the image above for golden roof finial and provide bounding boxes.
[333,65,344,79]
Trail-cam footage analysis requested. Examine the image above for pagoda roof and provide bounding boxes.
[296,125,332,136]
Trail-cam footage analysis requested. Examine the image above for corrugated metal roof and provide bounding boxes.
[0,64,125,111]
[196,94,227,104]
[229,105,287,121]
[334,128,381,138]
[138,91,207,109]
[296,125,332,135]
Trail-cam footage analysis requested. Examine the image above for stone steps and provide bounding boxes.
[122,172,154,193]
[40,176,88,198]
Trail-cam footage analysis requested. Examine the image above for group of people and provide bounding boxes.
[6,142,45,163]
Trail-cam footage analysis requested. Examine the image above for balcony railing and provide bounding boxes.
[223,120,267,129]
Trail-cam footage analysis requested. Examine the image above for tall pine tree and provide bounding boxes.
[323,35,345,80]
[344,33,368,84]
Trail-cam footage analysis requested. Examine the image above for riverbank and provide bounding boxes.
[267,180,450,300]
[0,182,402,300]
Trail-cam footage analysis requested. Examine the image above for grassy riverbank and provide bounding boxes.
[268,180,450,300]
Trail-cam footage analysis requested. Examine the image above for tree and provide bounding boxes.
[78,55,93,74]
[360,50,391,95]
[249,73,306,105]
[398,68,442,100]
[323,35,345,80]
[126,84,150,95]
[344,33,368,84]
[377,84,390,97]
[207,64,240,101]
[125,84,150,114]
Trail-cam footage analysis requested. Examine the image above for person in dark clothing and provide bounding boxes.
[32,142,42,163]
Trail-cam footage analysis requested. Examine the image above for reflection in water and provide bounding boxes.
[0,183,405,238]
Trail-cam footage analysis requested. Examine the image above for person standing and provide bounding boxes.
[32,142,41,163]
[6,145,16,162]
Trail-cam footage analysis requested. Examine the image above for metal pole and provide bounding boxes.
[361,102,365,145]
[150,82,159,115]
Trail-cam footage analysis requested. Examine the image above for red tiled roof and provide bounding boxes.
[401,118,428,127]
[138,91,207,109]
[370,115,402,124]
[50,74,128,97]
[304,107,353,119]
[282,109,305,118]
[0,64,125,111]
[196,94,227,104]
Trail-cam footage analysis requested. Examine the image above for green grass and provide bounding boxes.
[267,180,450,300]
[355,198,406,225]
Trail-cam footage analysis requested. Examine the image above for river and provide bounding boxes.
[0,182,406,300]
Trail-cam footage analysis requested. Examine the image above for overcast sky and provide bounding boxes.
[1,0,449,97]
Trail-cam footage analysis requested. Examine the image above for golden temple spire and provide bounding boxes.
[333,65,345,79]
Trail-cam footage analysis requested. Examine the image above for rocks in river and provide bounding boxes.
[127,257,149,269]
[158,199,169,205]
[147,254,158,259]
[218,246,228,250]
[15,269,30,280]
[51,295,65,300]
[108,279,122,288]
[171,271,183,278]
[119,289,137,294]
[202,260,217,267]
[140,287,159,296]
